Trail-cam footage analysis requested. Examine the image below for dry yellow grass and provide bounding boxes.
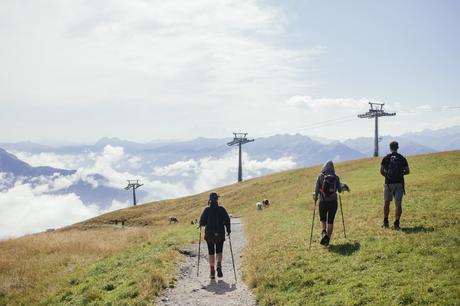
[0,227,155,303]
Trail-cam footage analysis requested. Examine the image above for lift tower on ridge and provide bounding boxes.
[227,132,254,183]
[358,102,396,157]
[124,180,143,206]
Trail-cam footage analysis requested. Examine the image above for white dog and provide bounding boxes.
[256,202,263,210]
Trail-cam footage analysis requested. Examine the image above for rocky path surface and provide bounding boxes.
[157,218,256,306]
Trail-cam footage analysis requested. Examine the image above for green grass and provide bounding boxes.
[241,151,460,305]
[46,227,196,306]
[1,151,459,305]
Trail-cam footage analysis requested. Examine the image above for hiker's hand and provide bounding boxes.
[312,193,318,201]
[342,183,350,192]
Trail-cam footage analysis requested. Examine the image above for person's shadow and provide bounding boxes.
[328,242,360,256]
[203,279,237,295]
[401,226,434,234]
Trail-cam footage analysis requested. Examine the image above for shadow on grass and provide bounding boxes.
[328,242,360,256]
[401,226,434,234]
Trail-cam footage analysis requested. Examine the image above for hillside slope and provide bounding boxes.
[242,150,460,305]
[0,151,459,305]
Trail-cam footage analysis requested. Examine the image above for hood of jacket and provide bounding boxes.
[321,160,335,175]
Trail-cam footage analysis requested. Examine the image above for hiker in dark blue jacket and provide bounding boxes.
[199,192,231,279]
[380,141,410,229]
[314,161,349,246]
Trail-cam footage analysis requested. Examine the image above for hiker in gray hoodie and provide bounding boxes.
[314,161,349,246]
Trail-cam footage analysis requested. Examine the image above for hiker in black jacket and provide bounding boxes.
[380,141,410,229]
[199,192,231,279]
[314,161,349,246]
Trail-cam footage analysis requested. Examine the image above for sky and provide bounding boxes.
[0,0,459,144]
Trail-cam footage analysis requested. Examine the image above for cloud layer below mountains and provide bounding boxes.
[0,145,297,239]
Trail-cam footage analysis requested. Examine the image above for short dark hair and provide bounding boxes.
[209,192,219,201]
[389,141,399,151]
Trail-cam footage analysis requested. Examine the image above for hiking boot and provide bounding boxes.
[382,219,389,228]
[217,265,223,278]
[210,270,215,279]
[394,220,400,230]
[324,235,330,246]
[320,231,329,246]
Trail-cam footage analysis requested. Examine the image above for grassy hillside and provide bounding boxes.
[242,151,460,305]
[0,151,459,305]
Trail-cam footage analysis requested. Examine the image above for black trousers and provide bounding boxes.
[206,240,224,255]
[319,200,338,224]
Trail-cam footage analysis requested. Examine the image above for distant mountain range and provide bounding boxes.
[0,148,75,177]
[343,126,460,156]
[1,126,458,208]
[2,126,459,162]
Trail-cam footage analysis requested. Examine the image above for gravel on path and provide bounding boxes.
[156,217,256,306]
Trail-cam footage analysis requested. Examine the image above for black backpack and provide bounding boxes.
[386,155,403,181]
[320,174,337,198]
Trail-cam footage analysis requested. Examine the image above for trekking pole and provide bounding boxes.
[228,234,237,283]
[309,194,317,250]
[339,194,347,238]
[197,227,202,277]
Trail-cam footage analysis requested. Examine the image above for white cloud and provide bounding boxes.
[246,156,296,174]
[0,0,320,142]
[0,172,15,191]
[152,159,198,177]
[0,184,100,239]
[107,199,130,211]
[416,104,433,112]
[141,180,190,202]
[285,96,369,110]
[13,152,83,169]
[152,152,297,192]
[75,145,132,188]
[192,155,237,192]
[193,153,297,191]
[127,156,143,169]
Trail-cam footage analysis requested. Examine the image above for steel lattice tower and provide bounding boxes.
[358,102,396,157]
[124,180,143,206]
[227,132,254,182]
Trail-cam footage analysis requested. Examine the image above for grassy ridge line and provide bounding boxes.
[242,151,460,305]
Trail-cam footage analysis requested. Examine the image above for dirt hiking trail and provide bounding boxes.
[157,217,256,306]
